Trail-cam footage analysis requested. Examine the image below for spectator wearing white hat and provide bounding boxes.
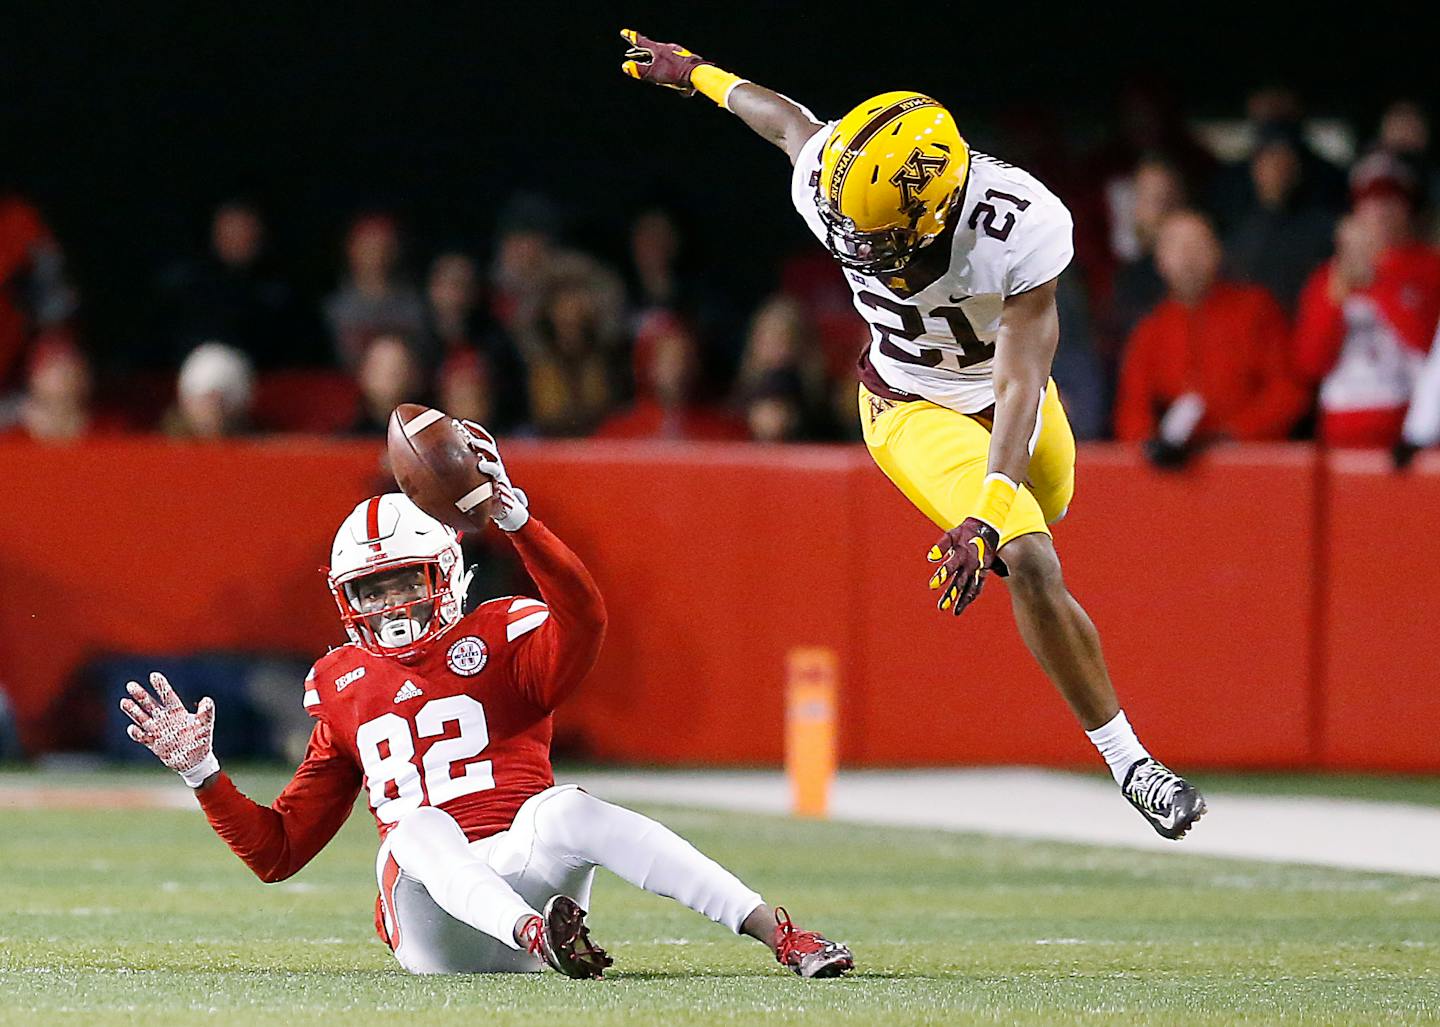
[164,341,256,438]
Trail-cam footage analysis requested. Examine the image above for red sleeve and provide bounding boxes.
[1293,265,1347,382]
[1113,316,1159,442]
[1225,293,1310,441]
[194,720,362,883]
[503,516,607,711]
[1370,255,1440,353]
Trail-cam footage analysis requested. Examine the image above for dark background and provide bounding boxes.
[0,1,1424,358]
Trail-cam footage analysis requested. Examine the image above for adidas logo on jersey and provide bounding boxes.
[393,680,423,703]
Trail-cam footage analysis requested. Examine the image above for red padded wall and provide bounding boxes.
[0,438,1424,770]
[1319,449,1440,771]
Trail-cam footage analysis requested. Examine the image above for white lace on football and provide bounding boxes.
[120,672,219,787]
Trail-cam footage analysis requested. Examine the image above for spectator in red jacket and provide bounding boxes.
[0,193,75,391]
[1294,152,1440,447]
[1115,211,1308,454]
[595,311,745,441]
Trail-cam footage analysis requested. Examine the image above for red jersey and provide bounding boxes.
[1294,243,1440,446]
[195,516,606,883]
[1114,282,1308,443]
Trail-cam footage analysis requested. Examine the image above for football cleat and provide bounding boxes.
[519,896,614,979]
[1121,758,1207,840]
[773,907,854,978]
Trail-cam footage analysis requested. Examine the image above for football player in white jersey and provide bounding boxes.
[621,31,1206,839]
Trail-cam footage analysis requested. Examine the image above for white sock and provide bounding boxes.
[387,806,537,950]
[531,789,764,933]
[1085,710,1151,785]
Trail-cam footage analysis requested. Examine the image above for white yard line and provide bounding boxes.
[567,768,1440,878]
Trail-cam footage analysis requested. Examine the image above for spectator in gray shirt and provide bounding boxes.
[323,214,427,370]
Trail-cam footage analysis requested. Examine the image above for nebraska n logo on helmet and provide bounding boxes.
[815,91,970,275]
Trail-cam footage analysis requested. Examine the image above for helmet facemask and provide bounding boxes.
[332,559,459,658]
[815,187,960,277]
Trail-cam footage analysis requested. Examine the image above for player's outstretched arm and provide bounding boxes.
[121,672,361,883]
[619,29,821,164]
[930,280,1060,616]
[461,425,607,710]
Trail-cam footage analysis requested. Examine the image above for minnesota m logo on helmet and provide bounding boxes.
[815,91,970,275]
[891,149,951,216]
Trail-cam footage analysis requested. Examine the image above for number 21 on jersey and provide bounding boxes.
[355,694,495,823]
[858,290,996,372]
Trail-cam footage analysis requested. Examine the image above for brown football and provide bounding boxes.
[386,403,496,532]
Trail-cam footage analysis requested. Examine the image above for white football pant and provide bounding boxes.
[375,784,765,974]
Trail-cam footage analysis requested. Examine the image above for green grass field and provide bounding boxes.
[4,769,1440,1026]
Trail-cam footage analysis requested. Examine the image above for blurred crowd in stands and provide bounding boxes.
[5,88,1440,468]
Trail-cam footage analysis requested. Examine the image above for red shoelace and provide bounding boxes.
[518,914,545,958]
[774,906,826,964]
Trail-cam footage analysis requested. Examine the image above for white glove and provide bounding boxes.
[457,419,530,532]
[119,672,219,788]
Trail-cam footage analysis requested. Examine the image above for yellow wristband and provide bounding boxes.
[691,65,747,109]
[973,473,1020,531]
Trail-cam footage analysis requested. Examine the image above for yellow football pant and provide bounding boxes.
[858,379,1076,547]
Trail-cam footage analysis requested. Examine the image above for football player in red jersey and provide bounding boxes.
[119,437,853,980]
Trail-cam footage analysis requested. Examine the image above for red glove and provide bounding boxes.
[927,518,1001,616]
[619,29,712,95]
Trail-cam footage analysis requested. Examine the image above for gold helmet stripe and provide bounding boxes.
[827,95,942,211]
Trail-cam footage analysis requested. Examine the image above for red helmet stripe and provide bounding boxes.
[365,497,383,552]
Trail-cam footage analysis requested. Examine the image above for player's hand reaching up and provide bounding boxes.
[119,672,220,788]
[619,29,712,94]
[927,518,1001,616]
[457,420,530,532]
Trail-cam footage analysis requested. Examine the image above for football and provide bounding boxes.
[386,403,496,532]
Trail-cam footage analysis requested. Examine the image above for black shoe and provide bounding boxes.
[519,895,614,979]
[1121,758,1207,840]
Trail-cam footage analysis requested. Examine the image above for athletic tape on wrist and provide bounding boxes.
[691,65,747,108]
[974,473,1020,531]
[181,752,220,789]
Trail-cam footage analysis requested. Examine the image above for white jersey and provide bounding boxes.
[791,124,1074,413]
